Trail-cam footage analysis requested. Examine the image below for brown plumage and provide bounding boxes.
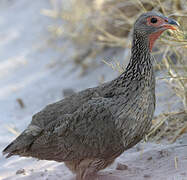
[3,11,179,180]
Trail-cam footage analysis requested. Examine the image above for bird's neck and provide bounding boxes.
[125,32,153,77]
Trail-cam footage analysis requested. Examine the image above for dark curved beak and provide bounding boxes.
[168,18,179,27]
[161,18,179,30]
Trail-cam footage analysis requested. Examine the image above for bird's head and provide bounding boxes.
[133,11,179,51]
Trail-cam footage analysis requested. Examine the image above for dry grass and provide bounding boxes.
[42,0,187,142]
[147,111,187,143]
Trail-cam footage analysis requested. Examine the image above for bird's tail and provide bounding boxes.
[2,125,42,158]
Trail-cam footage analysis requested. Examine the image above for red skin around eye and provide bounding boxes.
[146,16,165,27]
[146,16,176,51]
[147,16,165,51]
[147,16,177,30]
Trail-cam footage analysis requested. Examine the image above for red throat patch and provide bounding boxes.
[148,30,164,52]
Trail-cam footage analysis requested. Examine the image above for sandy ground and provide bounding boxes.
[0,1,187,180]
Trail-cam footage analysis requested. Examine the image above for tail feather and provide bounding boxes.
[2,125,42,158]
[2,142,15,158]
[2,133,34,158]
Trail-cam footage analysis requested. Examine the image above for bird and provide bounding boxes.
[3,11,179,180]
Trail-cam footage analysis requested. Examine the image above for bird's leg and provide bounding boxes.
[76,159,98,180]
[65,159,98,180]
[76,170,96,180]
[76,158,115,180]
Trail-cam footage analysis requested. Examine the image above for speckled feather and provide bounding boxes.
[3,11,178,180]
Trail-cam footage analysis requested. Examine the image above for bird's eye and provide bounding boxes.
[150,17,158,24]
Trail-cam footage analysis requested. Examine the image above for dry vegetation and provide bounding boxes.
[41,0,187,143]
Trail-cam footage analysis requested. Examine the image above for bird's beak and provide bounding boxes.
[161,18,179,30]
